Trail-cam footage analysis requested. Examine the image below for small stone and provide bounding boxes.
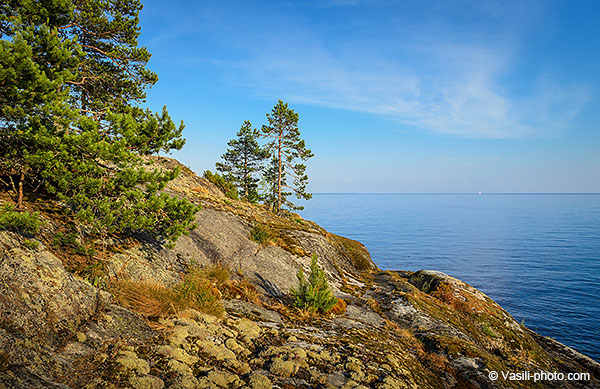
[169,327,189,347]
[328,372,347,387]
[129,375,165,389]
[76,332,87,343]
[248,373,272,389]
[116,351,150,375]
[184,308,220,324]
[225,338,250,357]
[346,360,362,373]
[319,350,333,363]
[292,348,307,360]
[167,359,193,375]
[172,374,199,389]
[176,317,208,338]
[249,357,265,367]
[234,318,261,342]
[224,359,251,375]
[197,340,236,360]
[287,335,298,342]
[156,345,198,366]
[349,370,365,382]
[270,358,298,378]
[206,370,239,387]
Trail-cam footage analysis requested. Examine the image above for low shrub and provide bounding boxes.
[173,268,224,317]
[0,204,43,234]
[250,224,271,244]
[195,263,260,303]
[291,254,338,313]
[52,231,96,257]
[80,260,108,289]
[22,239,40,250]
[113,263,260,319]
[203,170,239,200]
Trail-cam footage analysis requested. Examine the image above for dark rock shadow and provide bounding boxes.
[255,272,282,297]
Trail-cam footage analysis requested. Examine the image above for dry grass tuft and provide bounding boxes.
[366,298,382,313]
[113,268,225,319]
[195,263,230,284]
[112,263,264,320]
[113,279,178,317]
[294,307,318,321]
[223,278,260,303]
[329,298,347,315]
[173,269,225,317]
[195,262,261,304]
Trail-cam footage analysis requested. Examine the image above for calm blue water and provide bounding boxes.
[299,194,600,361]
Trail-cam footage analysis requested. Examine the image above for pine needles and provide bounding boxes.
[291,254,338,313]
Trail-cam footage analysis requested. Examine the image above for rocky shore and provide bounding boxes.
[1,157,598,388]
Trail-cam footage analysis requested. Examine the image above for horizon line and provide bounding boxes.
[310,192,600,195]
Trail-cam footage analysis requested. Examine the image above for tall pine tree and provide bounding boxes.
[0,0,197,245]
[261,101,314,213]
[216,121,267,202]
[260,157,287,210]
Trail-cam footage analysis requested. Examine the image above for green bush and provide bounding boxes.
[291,254,337,313]
[203,170,239,200]
[80,261,107,289]
[250,224,271,244]
[0,204,43,234]
[52,231,96,256]
[172,267,224,317]
[23,239,40,250]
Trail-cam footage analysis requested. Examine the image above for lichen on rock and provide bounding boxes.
[1,158,599,388]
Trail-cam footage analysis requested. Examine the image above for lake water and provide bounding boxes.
[299,194,600,361]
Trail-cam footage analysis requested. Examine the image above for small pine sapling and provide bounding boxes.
[291,254,337,313]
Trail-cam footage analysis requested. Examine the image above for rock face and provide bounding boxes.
[0,156,598,388]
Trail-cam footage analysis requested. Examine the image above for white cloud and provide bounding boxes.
[177,1,590,139]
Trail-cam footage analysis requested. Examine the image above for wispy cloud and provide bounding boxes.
[173,1,590,139]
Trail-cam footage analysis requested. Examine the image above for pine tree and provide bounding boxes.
[216,121,267,202]
[260,157,289,210]
[0,0,197,245]
[291,254,338,313]
[261,101,314,213]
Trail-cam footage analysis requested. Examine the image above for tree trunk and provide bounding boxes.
[277,133,282,213]
[17,173,24,209]
[244,154,248,199]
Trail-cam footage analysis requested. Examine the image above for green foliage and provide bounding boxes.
[114,264,228,318]
[203,170,239,200]
[481,323,499,338]
[0,1,197,245]
[261,100,314,213]
[23,239,40,250]
[0,204,43,233]
[80,260,107,289]
[172,267,224,317]
[216,120,267,202]
[260,157,285,211]
[250,224,271,244]
[52,231,95,256]
[291,254,337,313]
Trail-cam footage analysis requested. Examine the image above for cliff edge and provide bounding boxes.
[0,157,598,388]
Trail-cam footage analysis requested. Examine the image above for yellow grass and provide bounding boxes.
[112,263,265,320]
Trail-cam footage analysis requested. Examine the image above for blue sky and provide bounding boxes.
[138,0,600,193]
